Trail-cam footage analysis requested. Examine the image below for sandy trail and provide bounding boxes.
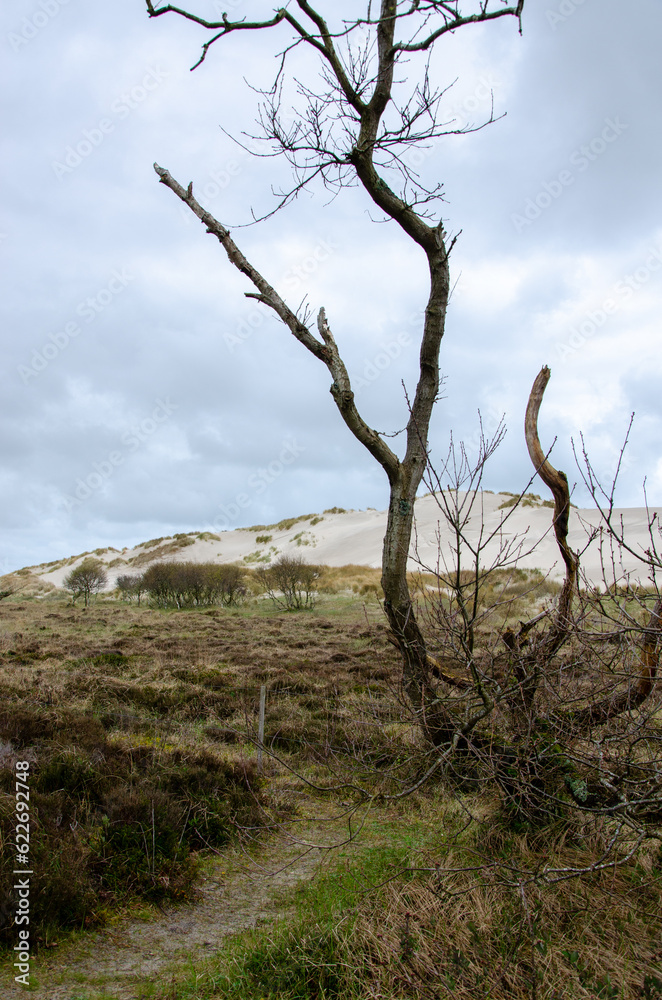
[1,799,349,1000]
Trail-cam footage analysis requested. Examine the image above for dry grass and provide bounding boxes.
[348,804,662,998]
[0,593,402,746]
[125,536,197,567]
[315,564,440,600]
[316,564,383,596]
[151,791,662,1000]
[0,588,406,947]
[0,569,56,599]
[1,574,661,996]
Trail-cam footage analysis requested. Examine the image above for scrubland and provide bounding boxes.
[0,565,660,999]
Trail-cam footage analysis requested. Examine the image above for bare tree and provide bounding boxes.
[256,554,320,611]
[403,367,662,837]
[143,0,526,741]
[64,557,108,607]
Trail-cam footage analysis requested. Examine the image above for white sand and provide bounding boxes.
[31,491,662,591]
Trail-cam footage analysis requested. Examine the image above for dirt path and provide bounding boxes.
[1,798,350,999]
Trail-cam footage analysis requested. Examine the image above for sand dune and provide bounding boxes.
[27,491,662,593]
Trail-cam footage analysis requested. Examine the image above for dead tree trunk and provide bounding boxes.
[146,0,527,746]
[380,253,453,742]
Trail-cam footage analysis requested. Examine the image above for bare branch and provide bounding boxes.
[153,163,328,361]
[145,2,290,69]
[393,3,524,54]
[153,164,400,484]
[565,595,661,728]
[525,365,578,645]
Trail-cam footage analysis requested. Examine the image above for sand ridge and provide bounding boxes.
[29,491,662,590]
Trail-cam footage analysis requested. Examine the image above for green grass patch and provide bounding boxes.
[152,810,425,1000]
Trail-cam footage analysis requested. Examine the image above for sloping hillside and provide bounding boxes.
[11,490,662,593]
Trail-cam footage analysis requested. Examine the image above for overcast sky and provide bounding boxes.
[2,0,662,573]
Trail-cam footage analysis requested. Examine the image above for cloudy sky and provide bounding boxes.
[2,0,662,573]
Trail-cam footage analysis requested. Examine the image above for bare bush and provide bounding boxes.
[140,562,175,608]
[63,557,108,607]
[399,368,662,856]
[256,555,320,611]
[115,573,147,604]
[140,561,246,609]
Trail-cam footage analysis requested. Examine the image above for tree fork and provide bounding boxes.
[145,1,527,748]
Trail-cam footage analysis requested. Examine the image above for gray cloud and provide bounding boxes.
[2,0,661,571]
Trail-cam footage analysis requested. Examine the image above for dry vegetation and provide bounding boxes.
[0,568,660,998]
[0,581,403,950]
[348,805,662,999]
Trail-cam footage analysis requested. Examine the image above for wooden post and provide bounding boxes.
[257,684,266,774]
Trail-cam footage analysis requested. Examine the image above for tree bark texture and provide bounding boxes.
[147,0,526,745]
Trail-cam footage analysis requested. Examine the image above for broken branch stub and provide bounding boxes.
[525,365,578,587]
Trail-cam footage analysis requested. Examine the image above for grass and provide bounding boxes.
[347,828,662,999]
[145,792,662,999]
[201,843,405,999]
[246,513,322,533]
[147,802,441,1000]
[0,582,402,950]
[0,567,660,997]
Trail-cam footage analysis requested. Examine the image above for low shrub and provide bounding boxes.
[129,561,247,609]
[0,707,264,945]
[116,573,147,604]
[256,555,320,611]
